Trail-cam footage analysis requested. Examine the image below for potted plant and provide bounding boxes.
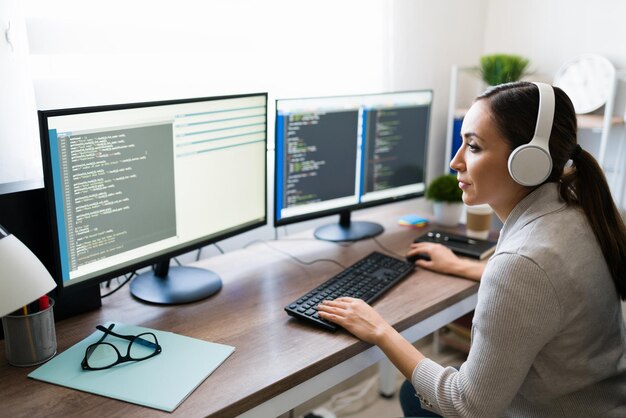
[426,174,463,226]
[477,53,530,86]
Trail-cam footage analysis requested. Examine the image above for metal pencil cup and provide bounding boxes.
[2,298,57,366]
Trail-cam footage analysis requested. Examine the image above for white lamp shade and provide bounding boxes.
[0,234,57,317]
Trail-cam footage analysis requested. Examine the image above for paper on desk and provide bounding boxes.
[28,322,235,412]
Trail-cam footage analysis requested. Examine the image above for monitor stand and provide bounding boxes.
[130,259,222,305]
[314,210,384,242]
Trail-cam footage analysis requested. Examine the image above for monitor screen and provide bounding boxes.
[40,93,267,304]
[274,90,431,241]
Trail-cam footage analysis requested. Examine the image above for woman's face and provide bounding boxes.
[450,99,528,219]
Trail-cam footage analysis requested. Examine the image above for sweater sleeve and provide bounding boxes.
[411,253,562,417]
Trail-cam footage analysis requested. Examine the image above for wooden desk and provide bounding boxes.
[0,201,479,417]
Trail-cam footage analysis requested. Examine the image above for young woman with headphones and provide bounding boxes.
[317,82,626,417]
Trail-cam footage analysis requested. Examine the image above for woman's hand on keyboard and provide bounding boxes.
[317,297,392,345]
[318,297,427,380]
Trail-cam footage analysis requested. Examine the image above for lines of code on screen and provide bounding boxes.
[55,124,176,271]
[363,106,428,193]
[282,110,359,208]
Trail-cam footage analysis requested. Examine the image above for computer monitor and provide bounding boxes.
[275,90,431,242]
[39,93,267,305]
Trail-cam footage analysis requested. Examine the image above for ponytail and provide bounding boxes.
[560,149,626,300]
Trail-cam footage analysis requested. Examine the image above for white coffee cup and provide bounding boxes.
[465,204,493,240]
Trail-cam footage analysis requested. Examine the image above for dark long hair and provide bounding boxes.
[478,81,626,300]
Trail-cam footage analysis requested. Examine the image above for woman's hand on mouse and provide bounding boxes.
[407,242,484,281]
[408,242,456,271]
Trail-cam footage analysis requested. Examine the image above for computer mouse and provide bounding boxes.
[406,252,431,263]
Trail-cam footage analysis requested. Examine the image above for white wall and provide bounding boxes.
[483,0,626,75]
[388,0,488,179]
[25,0,393,112]
[0,0,41,193]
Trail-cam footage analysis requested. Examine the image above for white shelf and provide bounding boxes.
[577,114,624,130]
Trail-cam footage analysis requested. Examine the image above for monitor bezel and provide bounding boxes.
[273,89,432,228]
[39,92,268,293]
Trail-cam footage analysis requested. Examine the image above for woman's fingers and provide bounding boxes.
[318,297,361,322]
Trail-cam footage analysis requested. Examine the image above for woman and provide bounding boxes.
[317,82,626,417]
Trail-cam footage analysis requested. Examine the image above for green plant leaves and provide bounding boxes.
[426,174,463,203]
[478,54,530,86]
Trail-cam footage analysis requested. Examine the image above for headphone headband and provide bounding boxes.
[531,82,556,147]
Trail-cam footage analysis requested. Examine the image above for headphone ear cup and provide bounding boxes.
[507,82,555,187]
[508,145,552,186]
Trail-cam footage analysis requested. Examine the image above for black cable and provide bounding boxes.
[372,236,405,258]
[335,241,356,247]
[242,238,267,249]
[196,242,226,262]
[243,236,354,250]
[245,239,347,269]
[278,237,356,247]
[277,224,356,247]
[100,272,137,298]
[213,243,225,254]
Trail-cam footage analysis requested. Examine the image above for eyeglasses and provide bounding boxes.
[81,323,162,371]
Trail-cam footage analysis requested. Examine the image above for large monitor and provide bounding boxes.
[40,93,267,305]
[275,90,431,241]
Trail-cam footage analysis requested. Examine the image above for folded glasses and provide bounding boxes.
[81,323,162,371]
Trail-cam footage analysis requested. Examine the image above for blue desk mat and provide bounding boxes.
[29,322,235,412]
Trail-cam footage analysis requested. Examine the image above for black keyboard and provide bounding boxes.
[285,251,415,330]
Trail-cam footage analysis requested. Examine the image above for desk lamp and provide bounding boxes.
[1,224,57,366]
[0,224,56,318]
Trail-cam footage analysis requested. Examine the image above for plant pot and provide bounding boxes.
[432,202,463,227]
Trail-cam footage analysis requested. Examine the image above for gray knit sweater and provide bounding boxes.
[412,183,626,417]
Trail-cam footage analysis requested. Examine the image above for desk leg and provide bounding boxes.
[433,328,441,355]
[378,357,399,398]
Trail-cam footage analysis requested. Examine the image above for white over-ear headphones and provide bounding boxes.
[507,82,555,186]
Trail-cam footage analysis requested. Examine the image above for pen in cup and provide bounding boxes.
[24,295,50,315]
[38,295,50,311]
